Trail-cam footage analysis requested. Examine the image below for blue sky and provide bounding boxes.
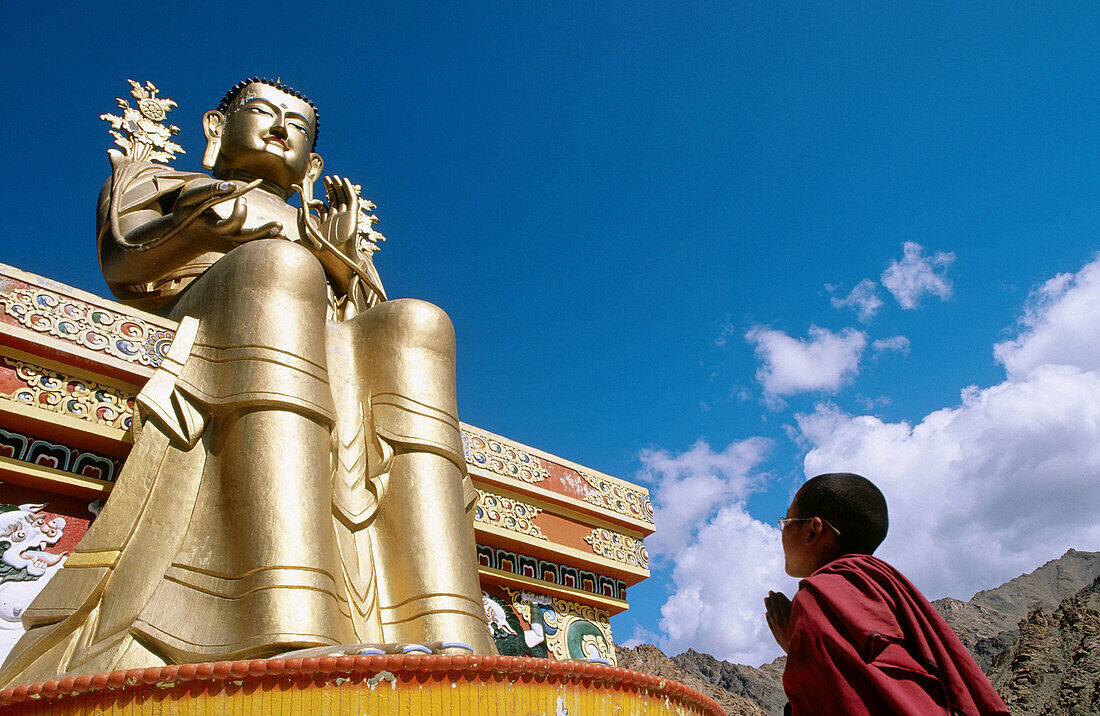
[4,2,1100,665]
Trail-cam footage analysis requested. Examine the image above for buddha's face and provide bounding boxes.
[212,83,317,192]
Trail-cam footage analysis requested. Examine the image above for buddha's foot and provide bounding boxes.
[274,641,475,659]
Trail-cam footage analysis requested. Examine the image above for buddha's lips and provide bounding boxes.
[264,136,288,150]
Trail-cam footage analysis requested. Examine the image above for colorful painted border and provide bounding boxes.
[0,357,134,432]
[0,654,724,715]
[477,544,627,600]
[0,427,123,483]
[1,282,173,369]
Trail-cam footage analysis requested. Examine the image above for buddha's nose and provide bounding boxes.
[270,123,288,139]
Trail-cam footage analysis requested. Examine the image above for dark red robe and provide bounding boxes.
[783,554,1009,715]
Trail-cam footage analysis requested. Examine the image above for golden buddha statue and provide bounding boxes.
[0,78,491,687]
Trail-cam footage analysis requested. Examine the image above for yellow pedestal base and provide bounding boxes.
[0,654,723,715]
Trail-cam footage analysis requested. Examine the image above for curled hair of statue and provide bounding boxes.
[217,77,320,149]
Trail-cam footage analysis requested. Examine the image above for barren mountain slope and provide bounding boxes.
[615,643,766,716]
[672,649,786,716]
[987,576,1100,716]
[933,549,1100,670]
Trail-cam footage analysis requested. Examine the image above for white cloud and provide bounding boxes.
[881,242,956,309]
[745,325,867,401]
[872,335,910,356]
[796,255,1100,602]
[994,258,1100,380]
[638,439,794,665]
[639,438,771,558]
[829,278,884,322]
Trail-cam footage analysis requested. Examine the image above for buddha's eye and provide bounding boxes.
[288,122,308,135]
[247,106,274,117]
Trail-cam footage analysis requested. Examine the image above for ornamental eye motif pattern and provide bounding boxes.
[463,430,549,483]
[2,285,174,369]
[578,471,654,524]
[0,357,134,432]
[474,490,547,541]
[584,527,649,570]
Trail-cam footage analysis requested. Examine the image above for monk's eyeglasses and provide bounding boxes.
[777,517,842,536]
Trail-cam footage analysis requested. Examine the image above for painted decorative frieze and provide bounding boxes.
[474,489,547,541]
[578,470,654,524]
[463,429,549,484]
[0,357,133,431]
[463,427,655,527]
[1,283,173,369]
[476,544,626,601]
[584,527,649,570]
[0,427,123,483]
[481,586,616,666]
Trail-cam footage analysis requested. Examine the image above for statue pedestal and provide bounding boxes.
[0,654,723,715]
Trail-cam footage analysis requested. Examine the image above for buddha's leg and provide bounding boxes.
[352,299,491,652]
[131,239,353,660]
[143,405,355,658]
[374,451,488,649]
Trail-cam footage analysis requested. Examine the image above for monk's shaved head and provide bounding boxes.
[793,473,888,556]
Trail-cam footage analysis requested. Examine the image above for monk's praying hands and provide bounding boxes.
[764,590,791,652]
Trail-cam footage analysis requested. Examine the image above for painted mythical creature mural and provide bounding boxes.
[482,588,615,665]
[0,505,67,656]
[482,590,550,658]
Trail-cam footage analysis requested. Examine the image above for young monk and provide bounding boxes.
[764,473,1009,715]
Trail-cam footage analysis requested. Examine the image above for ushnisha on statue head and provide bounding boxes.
[201,77,324,198]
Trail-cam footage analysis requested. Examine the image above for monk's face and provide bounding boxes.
[781,497,820,578]
[216,83,316,192]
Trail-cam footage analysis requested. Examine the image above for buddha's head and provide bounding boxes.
[202,78,323,196]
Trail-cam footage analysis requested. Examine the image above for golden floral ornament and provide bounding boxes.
[100,80,185,164]
[353,183,386,258]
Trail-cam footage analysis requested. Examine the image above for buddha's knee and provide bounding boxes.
[373,298,456,352]
[221,239,327,298]
[170,239,328,336]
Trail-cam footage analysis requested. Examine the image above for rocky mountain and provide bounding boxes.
[987,576,1100,715]
[621,549,1099,716]
[615,643,767,716]
[933,549,1100,671]
[671,649,786,716]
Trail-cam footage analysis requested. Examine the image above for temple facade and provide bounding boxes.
[0,262,653,667]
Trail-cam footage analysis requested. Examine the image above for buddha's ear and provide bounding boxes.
[201,110,225,170]
[306,153,324,184]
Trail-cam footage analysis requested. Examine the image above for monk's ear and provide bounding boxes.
[202,110,225,170]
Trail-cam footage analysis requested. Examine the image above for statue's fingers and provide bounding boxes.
[177,180,236,209]
[233,220,283,242]
[332,175,350,208]
[307,198,328,222]
[210,197,248,234]
[342,177,360,213]
[324,175,337,205]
